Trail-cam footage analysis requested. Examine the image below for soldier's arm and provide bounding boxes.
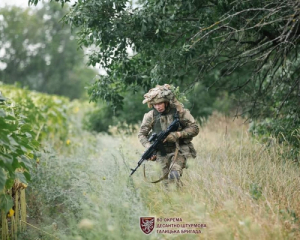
[178,109,199,139]
[138,111,154,148]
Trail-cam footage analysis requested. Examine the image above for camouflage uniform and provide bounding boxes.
[138,84,199,182]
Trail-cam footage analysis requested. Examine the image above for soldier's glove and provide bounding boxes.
[164,132,181,143]
[145,143,156,161]
[148,155,157,161]
[145,142,151,149]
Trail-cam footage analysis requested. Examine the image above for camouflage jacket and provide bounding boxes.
[138,105,199,158]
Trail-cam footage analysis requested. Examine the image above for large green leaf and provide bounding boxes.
[0,168,6,192]
[0,131,11,145]
[23,171,31,182]
[4,115,16,121]
[15,172,28,185]
[19,155,33,170]
[5,177,14,190]
[0,153,13,167]
[0,193,14,212]
[0,109,6,117]
[20,124,32,132]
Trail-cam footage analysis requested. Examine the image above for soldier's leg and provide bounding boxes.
[168,155,186,187]
[156,155,171,187]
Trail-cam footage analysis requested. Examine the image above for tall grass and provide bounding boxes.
[131,113,300,240]
[24,112,299,240]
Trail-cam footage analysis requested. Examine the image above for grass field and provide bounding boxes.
[23,112,300,240]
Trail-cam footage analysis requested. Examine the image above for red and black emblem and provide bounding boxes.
[140,217,155,234]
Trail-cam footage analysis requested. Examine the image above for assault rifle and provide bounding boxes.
[130,112,180,176]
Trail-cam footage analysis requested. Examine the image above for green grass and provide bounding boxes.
[22,112,300,240]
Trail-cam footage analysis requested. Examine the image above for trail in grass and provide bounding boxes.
[26,128,166,240]
[25,114,300,240]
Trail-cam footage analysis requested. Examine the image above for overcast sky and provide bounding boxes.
[0,0,31,8]
[0,0,68,8]
[0,0,109,74]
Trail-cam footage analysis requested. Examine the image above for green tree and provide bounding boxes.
[83,88,149,133]
[0,3,96,99]
[27,0,300,109]
[29,0,300,148]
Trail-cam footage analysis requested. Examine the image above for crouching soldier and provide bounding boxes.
[138,84,199,187]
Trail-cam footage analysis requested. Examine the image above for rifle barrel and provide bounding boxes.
[130,158,144,176]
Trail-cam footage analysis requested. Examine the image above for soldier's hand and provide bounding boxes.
[145,143,156,161]
[145,142,151,149]
[148,155,157,161]
[163,132,181,143]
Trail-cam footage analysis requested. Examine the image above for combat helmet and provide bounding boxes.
[142,84,184,112]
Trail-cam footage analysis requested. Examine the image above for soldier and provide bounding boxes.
[138,84,199,186]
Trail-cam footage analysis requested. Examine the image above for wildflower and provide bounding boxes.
[52,222,58,231]
[7,209,14,217]
[78,219,94,229]
[66,139,71,145]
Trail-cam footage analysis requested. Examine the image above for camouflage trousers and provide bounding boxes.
[156,151,187,179]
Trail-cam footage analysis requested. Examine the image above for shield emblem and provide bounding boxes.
[140,217,155,234]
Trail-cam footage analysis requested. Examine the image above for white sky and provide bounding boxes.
[0,0,32,8]
[0,0,114,75]
[0,0,71,8]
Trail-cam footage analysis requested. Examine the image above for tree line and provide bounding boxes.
[0,2,96,99]
[20,0,300,153]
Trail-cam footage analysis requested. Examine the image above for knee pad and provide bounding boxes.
[169,170,180,180]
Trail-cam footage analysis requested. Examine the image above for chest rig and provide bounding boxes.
[153,107,177,132]
[152,106,179,149]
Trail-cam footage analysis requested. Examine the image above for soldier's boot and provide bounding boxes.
[169,170,180,180]
[168,170,182,189]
